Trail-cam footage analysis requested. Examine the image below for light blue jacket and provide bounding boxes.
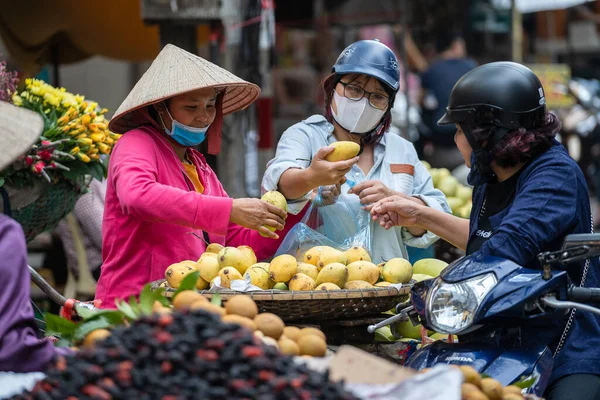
[262,115,451,263]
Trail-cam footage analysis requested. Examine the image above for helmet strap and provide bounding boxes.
[461,123,497,183]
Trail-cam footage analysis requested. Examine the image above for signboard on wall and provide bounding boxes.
[527,64,575,109]
[141,0,222,22]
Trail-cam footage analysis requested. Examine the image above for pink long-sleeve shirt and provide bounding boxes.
[95,126,301,308]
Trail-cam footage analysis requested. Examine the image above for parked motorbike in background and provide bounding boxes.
[556,78,600,206]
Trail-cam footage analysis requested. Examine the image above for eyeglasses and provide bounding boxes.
[338,81,390,110]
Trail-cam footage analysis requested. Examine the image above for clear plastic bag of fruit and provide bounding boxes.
[276,186,372,259]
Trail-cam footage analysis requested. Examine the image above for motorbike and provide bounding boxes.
[367,233,600,397]
[557,78,600,203]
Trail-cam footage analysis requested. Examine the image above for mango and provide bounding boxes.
[344,246,371,263]
[245,265,272,290]
[446,197,465,214]
[269,254,298,283]
[303,246,332,266]
[437,175,459,197]
[316,248,347,270]
[421,160,432,170]
[344,280,373,289]
[456,185,473,202]
[273,282,289,290]
[315,262,348,288]
[289,273,316,291]
[394,319,422,340]
[218,266,243,289]
[412,273,435,282]
[382,258,413,284]
[197,256,221,283]
[377,262,386,281]
[457,202,472,219]
[316,282,341,290]
[165,262,196,289]
[205,243,224,254]
[217,247,250,275]
[325,141,361,162]
[237,245,258,270]
[346,260,380,285]
[296,262,319,281]
[413,258,448,278]
[199,252,218,261]
[260,191,288,237]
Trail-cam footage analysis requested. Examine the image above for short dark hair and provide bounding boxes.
[470,113,561,168]
[435,30,463,53]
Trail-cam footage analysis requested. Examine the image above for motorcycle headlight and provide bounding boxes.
[427,273,497,334]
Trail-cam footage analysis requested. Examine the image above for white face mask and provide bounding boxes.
[331,91,386,134]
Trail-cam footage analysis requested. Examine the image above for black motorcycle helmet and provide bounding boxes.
[438,62,547,177]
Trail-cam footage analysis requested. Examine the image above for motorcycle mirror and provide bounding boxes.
[562,233,600,250]
[538,234,600,268]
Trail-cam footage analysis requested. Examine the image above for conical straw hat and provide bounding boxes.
[0,101,43,171]
[109,44,260,134]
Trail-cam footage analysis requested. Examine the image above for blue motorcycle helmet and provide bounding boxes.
[323,39,400,144]
[332,39,401,92]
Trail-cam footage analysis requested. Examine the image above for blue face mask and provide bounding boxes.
[159,105,211,147]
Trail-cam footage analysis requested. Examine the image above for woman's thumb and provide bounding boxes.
[315,146,334,160]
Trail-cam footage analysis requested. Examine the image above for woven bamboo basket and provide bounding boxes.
[151,280,411,322]
[2,178,89,242]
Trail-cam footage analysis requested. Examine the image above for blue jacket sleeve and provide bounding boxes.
[477,161,578,267]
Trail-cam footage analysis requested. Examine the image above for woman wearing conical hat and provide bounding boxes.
[97,45,297,308]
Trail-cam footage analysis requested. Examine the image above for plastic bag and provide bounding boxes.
[275,186,372,260]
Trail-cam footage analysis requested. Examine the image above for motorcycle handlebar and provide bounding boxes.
[568,286,600,304]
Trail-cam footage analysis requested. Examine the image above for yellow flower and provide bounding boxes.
[75,95,85,104]
[97,143,111,154]
[77,138,93,145]
[76,153,91,163]
[30,86,42,96]
[104,137,114,145]
[12,94,23,106]
[81,115,91,125]
[43,92,60,107]
[90,133,105,143]
[88,123,99,133]
[25,78,32,86]
[70,147,81,155]
[87,147,99,155]
[90,154,100,161]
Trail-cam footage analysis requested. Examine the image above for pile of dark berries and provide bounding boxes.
[10,310,358,400]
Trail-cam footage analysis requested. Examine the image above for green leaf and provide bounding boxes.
[73,317,113,342]
[74,302,96,320]
[173,271,200,298]
[0,177,5,187]
[513,375,537,389]
[115,298,138,320]
[89,162,104,182]
[128,295,141,316]
[139,284,155,315]
[154,288,171,307]
[44,313,77,339]
[210,292,222,306]
[74,303,124,325]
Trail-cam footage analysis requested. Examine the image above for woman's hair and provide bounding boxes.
[322,73,395,145]
[470,112,561,168]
